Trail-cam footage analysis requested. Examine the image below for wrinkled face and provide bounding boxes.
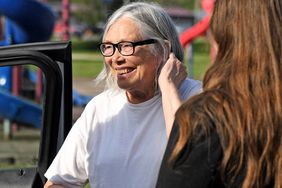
[103,17,161,103]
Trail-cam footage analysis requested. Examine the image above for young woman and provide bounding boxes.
[157,0,282,187]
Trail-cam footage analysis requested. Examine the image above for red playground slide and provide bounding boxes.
[179,0,214,47]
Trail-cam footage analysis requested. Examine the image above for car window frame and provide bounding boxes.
[0,41,73,187]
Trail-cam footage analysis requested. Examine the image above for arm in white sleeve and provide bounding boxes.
[44,105,91,188]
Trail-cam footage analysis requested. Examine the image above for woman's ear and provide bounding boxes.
[164,40,171,59]
[164,40,171,52]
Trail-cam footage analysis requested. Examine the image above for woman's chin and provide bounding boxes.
[117,80,132,90]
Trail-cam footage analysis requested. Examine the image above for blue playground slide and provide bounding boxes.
[0,0,54,128]
[73,90,93,106]
[0,0,92,128]
[24,68,93,106]
[0,0,55,45]
[0,89,42,129]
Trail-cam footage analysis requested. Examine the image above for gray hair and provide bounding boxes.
[95,1,183,90]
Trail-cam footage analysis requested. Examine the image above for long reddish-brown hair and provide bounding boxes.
[172,0,282,187]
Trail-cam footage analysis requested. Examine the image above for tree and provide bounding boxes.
[72,0,104,26]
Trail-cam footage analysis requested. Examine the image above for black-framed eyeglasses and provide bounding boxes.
[98,39,157,57]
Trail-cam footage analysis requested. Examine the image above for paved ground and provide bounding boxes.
[0,127,40,168]
[73,77,104,97]
[73,78,104,121]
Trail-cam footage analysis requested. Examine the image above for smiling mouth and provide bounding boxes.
[117,68,135,75]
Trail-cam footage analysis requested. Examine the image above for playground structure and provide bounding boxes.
[0,0,55,131]
[0,0,92,132]
[180,0,214,47]
[179,0,216,67]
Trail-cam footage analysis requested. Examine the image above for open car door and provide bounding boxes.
[0,41,73,187]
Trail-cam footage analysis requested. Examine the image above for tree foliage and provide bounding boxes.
[72,0,105,25]
[152,0,196,10]
[54,0,198,27]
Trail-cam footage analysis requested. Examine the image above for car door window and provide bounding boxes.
[0,64,43,171]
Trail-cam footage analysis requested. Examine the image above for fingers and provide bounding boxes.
[174,62,187,88]
[168,53,187,79]
[159,53,187,88]
[167,53,181,76]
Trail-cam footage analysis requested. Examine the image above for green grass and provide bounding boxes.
[72,50,211,80]
[72,51,104,78]
[192,52,211,80]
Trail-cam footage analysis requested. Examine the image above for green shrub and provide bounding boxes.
[72,40,100,52]
[192,38,210,54]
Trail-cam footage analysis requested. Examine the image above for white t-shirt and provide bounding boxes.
[45,78,202,188]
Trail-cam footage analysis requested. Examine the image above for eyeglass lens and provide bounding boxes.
[99,39,157,57]
[100,42,134,57]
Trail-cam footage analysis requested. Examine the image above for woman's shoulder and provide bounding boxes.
[181,78,202,90]
[185,88,231,110]
[87,88,125,105]
[179,78,203,99]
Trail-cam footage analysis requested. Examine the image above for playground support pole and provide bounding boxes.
[0,17,3,41]
[62,0,70,41]
[35,0,48,104]
[186,44,194,78]
[12,66,21,96]
[3,119,12,140]
[11,66,22,135]
[35,69,43,103]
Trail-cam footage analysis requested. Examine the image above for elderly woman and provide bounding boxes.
[44,2,201,188]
